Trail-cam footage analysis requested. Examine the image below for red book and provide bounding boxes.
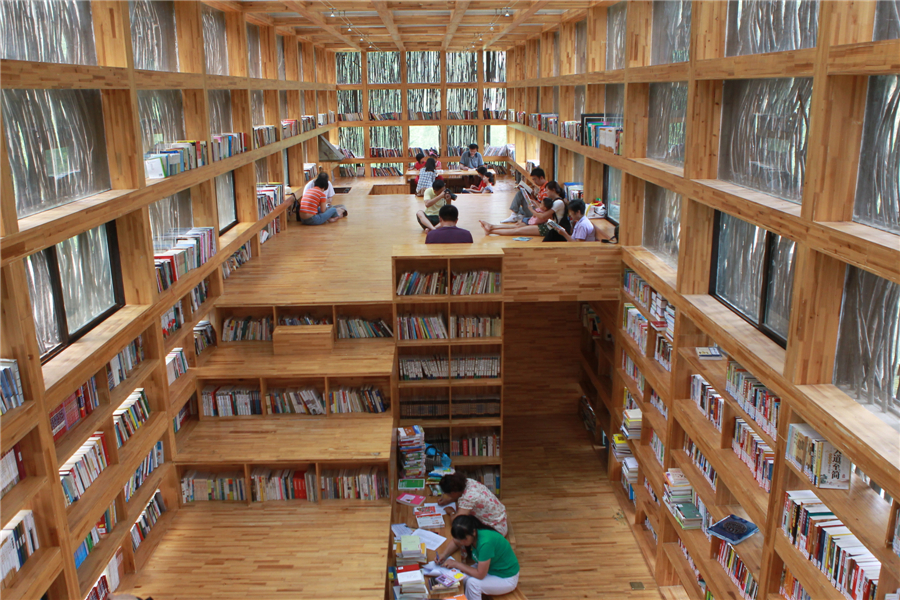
[63,393,81,430]
[396,564,421,573]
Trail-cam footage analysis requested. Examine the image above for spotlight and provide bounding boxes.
[330,10,335,17]
[504,7,510,17]
[348,25,352,31]
[490,25,494,31]
[360,37,364,41]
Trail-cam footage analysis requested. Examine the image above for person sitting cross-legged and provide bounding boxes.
[298,173,347,225]
[425,204,473,244]
[416,179,456,232]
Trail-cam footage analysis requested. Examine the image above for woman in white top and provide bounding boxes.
[479,181,566,237]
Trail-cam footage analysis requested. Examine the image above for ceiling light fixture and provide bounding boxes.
[490,25,495,31]
[505,7,511,17]
[330,10,335,17]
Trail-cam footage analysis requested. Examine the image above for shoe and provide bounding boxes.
[501,214,519,223]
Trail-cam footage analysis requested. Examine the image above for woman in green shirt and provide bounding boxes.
[437,515,520,600]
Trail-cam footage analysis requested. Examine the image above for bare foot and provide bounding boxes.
[327,217,340,223]
[480,221,492,235]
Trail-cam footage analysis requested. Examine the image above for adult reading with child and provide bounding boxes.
[479,181,568,238]
[435,515,520,600]
[547,199,596,242]
[437,472,508,535]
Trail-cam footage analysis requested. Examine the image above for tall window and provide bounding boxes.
[367,52,400,84]
[25,224,123,360]
[484,51,506,83]
[642,183,682,269]
[202,4,228,76]
[138,90,185,179]
[854,75,900,234]
[149,191,193,252]
[247,23,262,78]
[607,2,627,70]
[407,51,440,84]
[711,212,797,344]
[0,0,97,65]
[339,127,364,158]
[874,0,900,41]
[647,82,688,166]
[215,172,238,233]
[130,0,178,72]
[336,52,361,84]
[447,52,477,83]
[407,88,440,120]
[651,1,691,64]
[726,0,818,57]
[604,166,623,224]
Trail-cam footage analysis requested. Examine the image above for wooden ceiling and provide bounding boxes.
[230,0,597,52]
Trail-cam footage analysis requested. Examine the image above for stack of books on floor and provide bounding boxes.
[0,510,39,580]
[621,408,642,440]
[181,471,247,502]
[397,314,449,340]
[395,564,428,600]
[337,317,393,339]
[210,132,247,161]
[0,359,24,414]
[398,426,427,479]
[328,386,388,413]
[265,386,325,415]
[428,573,462,596]
[250,468,314,501]
[396,535,427,565]
[611,432,632,461]
[281,119,299,138]
[663,468,702,529]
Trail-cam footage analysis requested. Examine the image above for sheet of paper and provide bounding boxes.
[391,523,415,538]
[413,528,447,551]
[422,561,467,582]
[424,502,456,514]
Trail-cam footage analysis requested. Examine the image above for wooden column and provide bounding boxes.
[619,174,645,246]
[260,25,279,80]
[625,0,652,69]
[623,82,649,159]
[116,207,157,306]
[225,11,249,78]
[91,0,131,69]
[587,5,608,73]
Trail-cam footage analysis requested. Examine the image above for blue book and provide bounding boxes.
[708,514,759,545]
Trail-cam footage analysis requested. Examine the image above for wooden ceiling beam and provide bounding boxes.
[442,0,472,51]
[240,1,293,12]
[284,1,362,50]
[371,0,406,51]
[201,1,244,12]
[481,0,551,49]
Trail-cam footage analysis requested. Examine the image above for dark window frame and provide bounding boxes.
[218,173,239,235]
[38,221,125,364]
[709,210,789,348]
[602,164,620,226]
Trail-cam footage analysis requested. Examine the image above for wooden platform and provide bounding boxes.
[117,503,391,600]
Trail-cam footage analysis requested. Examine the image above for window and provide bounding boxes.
[149,191,193,252]
[215,172,238,233]
[247,23,262,78]
[447,88,477,119]
[407,88,440,120]
[604,166,623,224]
[719,77,813,203]
[647,82,688,166]
[339,126,364,158]
[130,0,178,72]
[607,2,627,70]
[447,52,477,83]
[651,1,691,64]
[251,90,265,127]
[137,89,185,161]
[710,212,797,345]
[368,89,401,120]
[208,89,233,137]
[407,51,440,84]
[338,89,362,119]
[485,126,507,147]
[24,224,123,360]
[0,0,97,65]
[367,52,400,84]
[276,35,286,80]
[874,0,900,41]
[408,126,441,156]
[643,183,682,269]
[483,51,506,83]
[726,0,818,57]
[2,88,111,219]
[202,4,228,76]
[574,21,587,74]
[336,52,361,84]
[255,157,268,184]
[279,90,288,121]
[369,126,402,156]
[448,125,477,156]
[483,88,507,118]
[854,75,900,234]
[833,266,900,425]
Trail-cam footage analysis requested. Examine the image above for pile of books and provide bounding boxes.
[370,111,400,120]
[144,139,208,179]
[257,183,285,218]
[123,441,164,502]
[621,456,638,501]
[250,468,314,501]
[562,121,582,142]
[408,146,440,158]
[399,356,448,381]
[113,389,151,448]
[106,336,145,390]
[338,112,363,121]
[409,110,440,120]
[190,279,210,311]
[328,386,387,413]
[624,303,649,353]
[785,423,850,489]
[131,490,167,551]
[165,348,188,385]
[282,119,299,137]
[395,564,427,599]
[726,361,780,439]
[452,395,501,418]
[201,385,263,416]
[449,315,502,338]
[399,426,427,479]
[370,147,402,157]
[1,446,25,499]
[193,321,216,356]
[397,271,448,296]
[50,376,101,442]
[221,316,274,341]
[337,317,393,339]
[0,510,39,580]
[222,242,252,280]
[211,132,247,162]
[0,360,24,415]
[181,471,246,502]
[428,572,462,596]
[74,500,116,568]
[319,468,389,500]
[450,270,501,295]
[451,432,500,457]
[611,432,632,461]
[372,165,403,176]
[300,116,316,132]
[733,418,774,492]
[622,353,646,393]
[447,110,477,120]
[482,109,507,120]
[397,314,449,340]
[621,408,642,440]
[663,468,701,529]
[172,397,195,433]
[450,355,500,379]
[59,432,110,506]
[684,436,718,490]
[691,374,724,431]
[160,301,184,340]
[397,535,427,566]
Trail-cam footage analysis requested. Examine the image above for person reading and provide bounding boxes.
[479,181,566,237]
[461,172,495,194]
[416,157,439,196]
[298,173,347,225]
[547,198,596,241]
[426,205,473,244]
[417,179,455,231]
[435,515,520,600]
[436,472,507,534]
[459,143,484,169]
[503,167,548,222]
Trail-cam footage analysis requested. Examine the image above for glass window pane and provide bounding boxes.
[607,2,627,70]
[448,125,477,157]
[726,0,818,57]
[714,213,767,322]
[605,166,623,223]
[208,89,233,136]
[648,82,688,166]
[834,266,900,426]
[0,0,97,65]
[483,88,506,119]
[408,126,441,156]
[642,183,682,269]
[651,0,691,65]
[2,89,111,219]
[447,52,477,83]
[339,126,364,158]
[447,88,478,120]
[854,75,900,234]
[24,250,62,356]
[485,125,507,147]
[719,77,813,203]
[149,190,193,252]
[407,51,441,84]
[484,51,506,83]
[367,52,400,84]
[137,89,185,157]
[130,0,178,72]
[202,4,228,76]
[282,150,290,187]
[407,88,440,120]
[215,171,237,232]
[255,157,268,184]
[55,225,116,333]
[251,90,265,127]
[247,23,262,78]
[606,84,625,123]
[276,35,286,80]
[875,0,900,41]
[369,126,402,155]
[574,20,587,74]
[338,89,363,120]
[336,52,361,84]
[763,235,797,339]
[368,89,401,120]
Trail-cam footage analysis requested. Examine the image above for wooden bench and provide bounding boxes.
[488,589,528,600]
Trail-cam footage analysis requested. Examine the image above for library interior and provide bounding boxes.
[0,1,898,600]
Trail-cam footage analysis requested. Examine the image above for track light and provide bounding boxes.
[348,25,352,31]
[360,37,364,41]
[490,25,494,31]
[330,10,335,17]
[504,7,510,17]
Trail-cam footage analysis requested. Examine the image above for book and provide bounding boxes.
[399,479,425,490]
[397,493,426,506]
[414,506,446,529]
[696,347,723,360]
[708,514,759,545]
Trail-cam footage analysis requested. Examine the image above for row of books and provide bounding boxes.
[173,395,195,433]
[650,290,675,339]
[113,389,151,449]
[561,120,582,143]
[467,465,500,495]
[251,468,315,502]
[624,268,652,308]
[59,432,110,507]
[328,386,388,413]
[397,314,448,341]
[202,385,263,417]
[50,376,100,442]
[785,423,851,489]
[337,317,393,339]
[678,539,709,596]
[398,355,501,380]
[280,314,330,326]
[338,112,364,121]
[528,113,559,134]
[691,374,724,431]
[123,441,164,502]
[408,146,440,158]
[259,217,281,245]
[483,109,507,120]
[621,456,638,501]
[397,271,447,296]
[144,139,207,180]
[318,111,336,126]
[370,146,403,157]
[165,348,188,386]
[733,418,774,493]
[644,477,660,506]
[725,360,780,440]
[649,390,668,420]
[107,335,145,391]
[684,435,718,490]
[194,320,216,356]
[447,110,478,119]
[154,226,217,293]
[398,396,501,419]
[319,468,389,500]
[252,125,276,149]
[190,278,210,312]
[655,336,673,372]
[370,111,401,120]
[622,352,646,394]
[449,315,502,338]
[450,432,500,457]
[182,471,246,502]
[0,446,24,500]
[281,118,306,138]
[211,132,247,162]
[0,360,24,415]
[511,110,526,124]
[650,429,665,465]
[339,164,366,177]
[131,490,167,551]
[399,399,450,419]
[450,270,501,295]
[74,500,116,568]
[83,549,122,600]
[0,510,39,584]
[221,242,252,280]
[584,121,623,154]
[449,396,501,417]
[161,300,184,340]
[338,146,360,160]
[717,541,759,600]
[372,165,403,176]
[222,316,274,342]
[645,516,658,544]
[624,304,649,354]
[409,110,441,120]
[257,183,285,219]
